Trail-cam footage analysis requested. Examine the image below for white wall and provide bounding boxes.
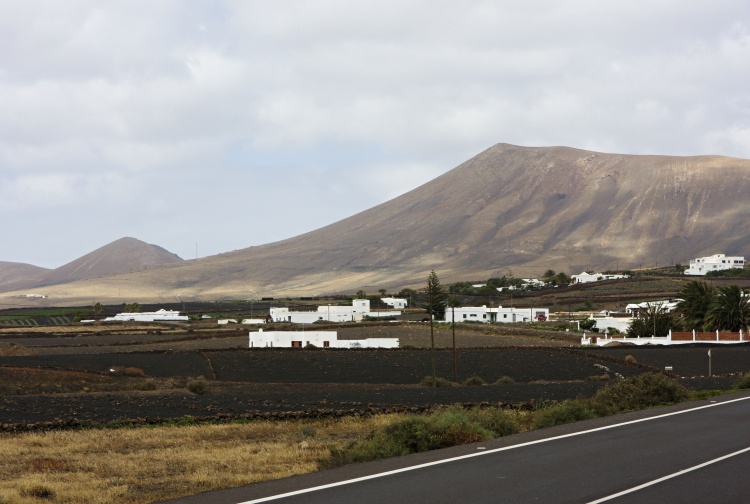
[248,330,398,348]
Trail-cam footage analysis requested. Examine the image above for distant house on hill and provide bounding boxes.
[571,272,629,284]
[249,329,399,348]
[684,254,745,275]
[103,309,188,322]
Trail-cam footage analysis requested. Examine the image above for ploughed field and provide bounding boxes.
[0,325,747,430]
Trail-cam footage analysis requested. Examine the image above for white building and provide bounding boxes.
[269,299,401,324]
[103,309,188,322]
[442,305,549,324]
[381,297,408,309]
[625,299,681,317]
[571,272,630,284]
[684,254,745,276]
[249,329,399,348]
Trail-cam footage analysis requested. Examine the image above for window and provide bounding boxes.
[483,314,487,319]
[463,314,467,319]
[292,341,302,348]
[323,341,330,348]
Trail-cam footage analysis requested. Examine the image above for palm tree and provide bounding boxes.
[677,280,717,330]
[706,284,750,331]
[627,303,675,338]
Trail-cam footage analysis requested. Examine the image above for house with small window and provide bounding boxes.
[684,254,745,276]
[571,272,630,284]
[381,297,408,309]
[442,306,550,324]
[249,329,399,348]
[269,299,401,323]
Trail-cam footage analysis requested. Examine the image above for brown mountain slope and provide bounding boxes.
[1,237,183,293]
[8,144,750,303]
[0,262,50,290]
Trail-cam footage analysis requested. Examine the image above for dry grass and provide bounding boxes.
[0,416,401,503]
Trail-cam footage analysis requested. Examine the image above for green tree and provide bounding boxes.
[424,271,448,321]
[677,280,717,331]
[123,303,142,313]
[355,290,367,299]
[706,284,750,331]
[424,270,447,386]
[93,302,103,315]
[378,288,387,297]
[627,304,675,338]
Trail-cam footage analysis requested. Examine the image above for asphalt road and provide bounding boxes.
[162,392,750,504]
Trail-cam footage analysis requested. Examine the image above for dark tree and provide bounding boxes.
[627,304,676,338]
[677,280,717,331]
[424,270,447,386]
[706,284,750,331]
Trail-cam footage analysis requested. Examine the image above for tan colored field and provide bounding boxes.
[0,416,400,504]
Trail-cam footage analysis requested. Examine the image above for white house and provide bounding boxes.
[269,299,401,324]
[381,297,408,309]
[103,309,188,322]
[249,329,399,348]
[625,299,681,317]
[571,272,630,284]
[684,254,745,276]
[442,305,550,324]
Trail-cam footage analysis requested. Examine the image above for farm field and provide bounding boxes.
[0,319,746,429]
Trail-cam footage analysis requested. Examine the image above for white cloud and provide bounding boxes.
[2,0,750,265]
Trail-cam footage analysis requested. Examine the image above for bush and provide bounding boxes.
[186,378,208,395]
[624,355,638,364]
[462,375,486,386]
[468,408,521,437]
[533,399,595,429]
[420,376,455,387]
[590,373,688,416]
[123,367,145,377]
[734,373,750,389]
[493,376,515,385]
[324,410,491,467]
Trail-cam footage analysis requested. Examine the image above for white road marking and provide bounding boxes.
[238,395,750,503]
[587,446,750,503]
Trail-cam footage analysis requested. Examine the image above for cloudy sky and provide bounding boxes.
[3,1,750,268]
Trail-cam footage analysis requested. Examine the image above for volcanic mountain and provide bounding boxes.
[7,144,750,302]
[1,237,183,293]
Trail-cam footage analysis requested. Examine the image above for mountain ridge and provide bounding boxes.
[4,143,750,304]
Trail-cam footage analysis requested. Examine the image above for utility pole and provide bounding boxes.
[452,295,456,383]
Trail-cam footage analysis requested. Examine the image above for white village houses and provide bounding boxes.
[684,254,745,276]
[571,272,629,284]
[102,309,188,322]
[269,299,401,324]
[249,329,399,348]
[442,305,549,323]
[381,297,408,309]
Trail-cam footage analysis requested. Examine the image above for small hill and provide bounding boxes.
[0,237,183,293]
[0,262,50,290]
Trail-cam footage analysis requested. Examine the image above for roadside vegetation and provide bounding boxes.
[0,372,702,504]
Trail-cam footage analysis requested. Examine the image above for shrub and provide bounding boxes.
[123,367,145,377]
[20,486,55,500]
[468,408,521,437]
[586,374,611,381]
[624,355,638,364]
[734,373,750,390]
[533,399,595,429]
[419,376,455,387]
[493,376,515,385]
[463,375,486,386]
[186,378,207,395]
[590,373,688,416]
[324,410,491,467]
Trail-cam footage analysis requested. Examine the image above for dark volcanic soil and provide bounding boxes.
[0,339,747,430]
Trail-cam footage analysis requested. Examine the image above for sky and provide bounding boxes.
[3,1,750,268]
